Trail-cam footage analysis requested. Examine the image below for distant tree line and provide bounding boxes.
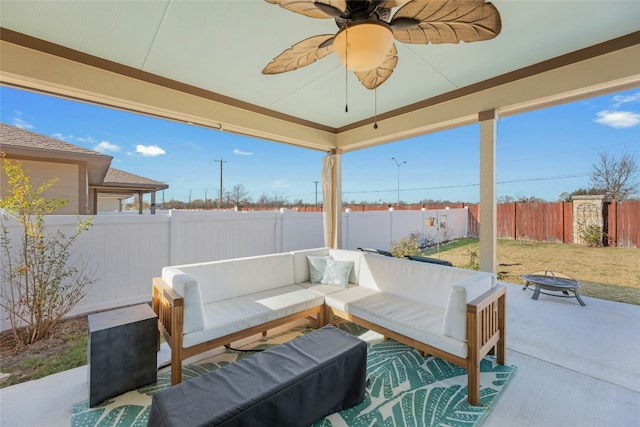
[127,151,638,211]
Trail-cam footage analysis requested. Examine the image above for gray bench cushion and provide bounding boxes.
[148,325,367,427]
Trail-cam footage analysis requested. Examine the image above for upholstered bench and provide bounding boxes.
[147,325,367,427]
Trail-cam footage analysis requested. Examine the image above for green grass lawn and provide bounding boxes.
[421,238,640,305]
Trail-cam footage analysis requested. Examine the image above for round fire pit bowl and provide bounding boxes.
[520,270,586,306]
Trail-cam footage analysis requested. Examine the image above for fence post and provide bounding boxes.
[389,207,394,247]
[464,206,469,237]
[344,208,350,249]
[609,199,617,247]
[278,209,285,253]
[169,210,179,265]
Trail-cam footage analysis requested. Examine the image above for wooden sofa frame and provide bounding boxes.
[152,276,506,405]
[326,284,507,406]
[152,277,325,386]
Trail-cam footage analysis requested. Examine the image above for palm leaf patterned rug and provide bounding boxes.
[71,322,516,427]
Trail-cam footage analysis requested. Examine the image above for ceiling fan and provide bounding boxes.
[262,0,502,90]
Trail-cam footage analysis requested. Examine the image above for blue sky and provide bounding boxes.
[1,86,639,204]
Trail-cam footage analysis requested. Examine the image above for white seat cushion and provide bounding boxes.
[326,287,467,358]
[183,285,324,348]
[297,281,357,296]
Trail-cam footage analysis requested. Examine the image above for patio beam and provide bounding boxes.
[0,34,338,153]
[478,109,498,274]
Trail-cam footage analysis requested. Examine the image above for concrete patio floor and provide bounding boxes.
[1,282,639,426]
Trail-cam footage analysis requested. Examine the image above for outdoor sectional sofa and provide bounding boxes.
[152,247,506,405]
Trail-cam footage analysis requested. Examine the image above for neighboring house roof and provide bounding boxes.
[99,167,168,193]
[1,123,168,194]
[0,123,112,185]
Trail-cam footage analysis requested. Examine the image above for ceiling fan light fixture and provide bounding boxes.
[333,22,393,72]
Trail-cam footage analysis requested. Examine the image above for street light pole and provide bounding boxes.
[391,157,406,206]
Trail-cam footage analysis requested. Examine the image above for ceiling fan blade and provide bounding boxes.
[262,35,335,74]
[382,0,410,8]
[390,0,501,44]
[265,0,347,19]
[354,43,398,89]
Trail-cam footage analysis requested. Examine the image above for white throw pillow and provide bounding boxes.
[307,255,330,283]
[321,259,354,288]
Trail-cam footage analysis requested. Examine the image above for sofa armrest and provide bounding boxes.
[443,274,494,340]
[152,277,184,346]
[467,284,506,360]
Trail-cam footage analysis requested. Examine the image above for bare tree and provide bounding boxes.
[590,151,638,201]
[227,184,251,208]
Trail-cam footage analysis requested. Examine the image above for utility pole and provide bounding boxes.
[313,180,319,207]
[215,159,227,208]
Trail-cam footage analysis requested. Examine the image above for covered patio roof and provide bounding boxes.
[1,0,639,270]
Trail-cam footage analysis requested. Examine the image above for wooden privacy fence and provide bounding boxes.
[467,200,639,247]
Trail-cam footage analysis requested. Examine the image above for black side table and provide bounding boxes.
[88,303,158,407]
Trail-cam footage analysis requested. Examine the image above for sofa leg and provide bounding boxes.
[171,351,182,386]
[317,307,326,328]
[467,357,480,406]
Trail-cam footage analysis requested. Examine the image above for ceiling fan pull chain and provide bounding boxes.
[345,28,349,113]
[345,67,349,113]
[374,88,379,129]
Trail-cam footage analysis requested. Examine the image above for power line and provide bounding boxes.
[342,172,591,195]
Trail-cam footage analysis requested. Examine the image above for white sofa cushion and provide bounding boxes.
[324,286,379,311]
[162,267,205,334]
[298,282,358,296]
[357,254,476,308]
[170,253,296,304]
[326,287,466,358]
[183,285,324,348]
[443,274,495,341]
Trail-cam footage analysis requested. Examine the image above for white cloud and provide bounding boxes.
[13,117,34,130]
[271,180,290,188]
[594,110,640,129]
[136,144,166,157]
[233,149,253,156]
[52,133,73,141]
[94,141,121,153]
[77,136,98,143]
[612,91,640,108]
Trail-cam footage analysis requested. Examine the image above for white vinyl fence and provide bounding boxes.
[0,208,468,331]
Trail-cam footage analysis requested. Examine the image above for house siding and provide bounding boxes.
[1,159,80,215]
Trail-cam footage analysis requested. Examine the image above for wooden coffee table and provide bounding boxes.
[521,270,586,306]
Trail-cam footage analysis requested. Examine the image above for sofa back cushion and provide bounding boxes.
[443,274,495,340]
[290,248,330,284]
[162,267,206,334]
[170,253,295,304]
[357,253,477,308]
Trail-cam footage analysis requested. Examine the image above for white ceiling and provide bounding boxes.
[1,0,639,150]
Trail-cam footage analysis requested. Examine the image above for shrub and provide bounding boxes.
[580,224,606,247]
[0,156,94,345]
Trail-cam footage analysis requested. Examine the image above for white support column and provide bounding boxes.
[150,191,156,215]
[479,109,498,274]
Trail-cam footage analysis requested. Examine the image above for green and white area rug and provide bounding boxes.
[71,322,516,427]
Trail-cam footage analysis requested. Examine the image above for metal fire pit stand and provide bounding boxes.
[521,270,586,306]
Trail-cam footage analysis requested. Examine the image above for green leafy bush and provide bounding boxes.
[580,224,606,247]
[0,156,94,345]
